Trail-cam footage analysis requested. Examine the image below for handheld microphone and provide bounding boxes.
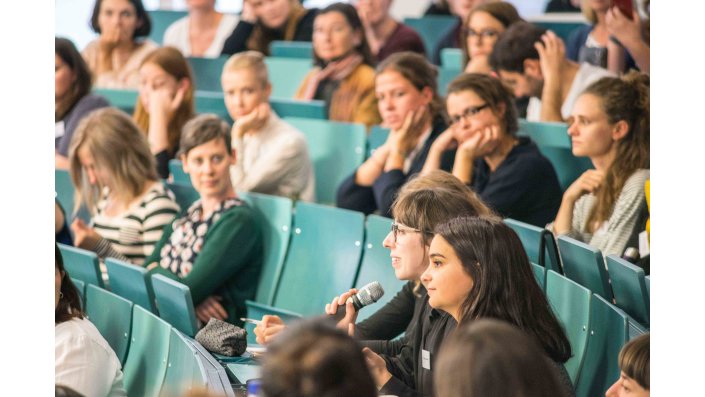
[330,281,385,321]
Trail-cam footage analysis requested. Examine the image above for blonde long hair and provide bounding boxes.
[133,47,195,155]
[69,108,158,215]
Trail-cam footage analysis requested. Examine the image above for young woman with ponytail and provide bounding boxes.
[551,72,650,257]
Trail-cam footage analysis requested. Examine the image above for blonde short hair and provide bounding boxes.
[222,50,269,88]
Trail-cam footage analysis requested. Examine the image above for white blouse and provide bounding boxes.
[163,13,239,58]
[55,317,127,397]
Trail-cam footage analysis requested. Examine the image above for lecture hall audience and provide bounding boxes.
[461,2,523,74]
[163,0,239,57]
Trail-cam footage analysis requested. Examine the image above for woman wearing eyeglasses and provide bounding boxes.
[462,2,523,74]
[423,73,562,226]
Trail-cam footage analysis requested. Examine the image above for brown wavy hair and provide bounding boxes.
[581,72,650,232]
[133,46,195,155]
[55,37,93,121]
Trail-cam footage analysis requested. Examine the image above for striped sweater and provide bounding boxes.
[92,182,180,265]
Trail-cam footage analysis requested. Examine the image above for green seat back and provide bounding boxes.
[285,117,366,204]
[628,317,648,340]
[105,257,158,314]
[273,202,365,315]
[93,88,138,113]
[576,294,628,397]
[238,192,294,305]
[531,262,546,291]
[123,305,172,397]
[545,270,591,385]
[533,21,586,43]
[85,284,133,365]
[244,300,303,345]
[148,10,188,45]
[505,219,562,275]
[437,67,461,97]
[557,236,614,301]
[188,56,228,92]
[160,329,208,396]
[518,119,572,148]
[168,159,191,186]
[270,98,327,120]
[165,181,199,211]
[367,126,390,158]
[538,146,594,192]
[271,40,313,58]
[440,48,463,69]
[606,255,650,327]
[55,169,75,220]
[71,278,86,306]
[59,244,105,289]
[354,215,406,323]
[403,16,458,58]
[264,57,313,99]
[644,275,650,299]
[151,274,198,337]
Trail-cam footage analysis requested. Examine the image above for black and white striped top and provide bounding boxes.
[93,182,180,265]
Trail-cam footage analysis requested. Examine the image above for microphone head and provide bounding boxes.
[357,281,384,307]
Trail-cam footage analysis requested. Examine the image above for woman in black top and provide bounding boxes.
[423,73,562,226]
[221,0,318,56]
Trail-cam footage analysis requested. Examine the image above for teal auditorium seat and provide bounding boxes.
[271,40,313,58]
[243,300,303,345]
[151,274,198,337]
[168,159,191,186]
[545,270,591,385]
[105,257,158,314]
[85,284,133,365]
[557,236,614,301]
[194,91,326,122]
[188,56,229,92]
[55,169,75,219]
[59,244,105,289]
[533,20,586,43]
[285,117,366,204]
[575,294,628,397]
[273,202,365,315]
[531,262,546,291]
[123,305,172,397]
[440,48,463,69]
[403,16,458,58]
[160,329,208,396]
[367,125,390,158]
[238,192,294,305]
[504,219,562,275]
[165,181,199,211]
[644,275,650,299]
[93,88,138,114]
[437,67,461,97]
[71,278,86,305]
[606,255,650,327]
[354,215,406,322]
[148,10,188,45]
[517,119,593,192]
[264,57,313,99]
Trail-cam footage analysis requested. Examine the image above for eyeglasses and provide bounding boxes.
[449,103,490,125]
[390,222,430,243]
[464,28,500,40]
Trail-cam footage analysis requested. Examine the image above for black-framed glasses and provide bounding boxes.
[390,222,430,243]
[449,103,490,125]
[464,28,500,40]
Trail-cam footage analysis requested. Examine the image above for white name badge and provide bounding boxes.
[55,121,65,139]
[422,349,431,370]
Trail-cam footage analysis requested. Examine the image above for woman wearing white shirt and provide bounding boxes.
[55,243,126,397]
[163,0,239,58]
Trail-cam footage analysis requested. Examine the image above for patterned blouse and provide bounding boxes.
[158,197,244,277]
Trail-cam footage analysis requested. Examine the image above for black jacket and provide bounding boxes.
[221,8,318,55]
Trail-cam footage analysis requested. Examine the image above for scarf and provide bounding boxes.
[299,53,364,101]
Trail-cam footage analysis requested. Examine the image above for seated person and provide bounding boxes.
[353,0,425,62]
[295,3,381,128]
[489,21,615,122]
[221,0,318,56]
[82,0,158,89]
[605,3,650,74]
[55,37,109,170]
[56,201,73,246]
[432,0,496,65]
[55,243,126,397]
[423,73,562,226]
[606,333,649,397]
[550,73,649,258]
[163,0,239,57]
[222,51,315,201]
[145,114,264,326]
[260,318,378,397]
[337,51,454,217]
[462,2,523,74]
[435,319,569,397]
[134,46,195,179]
[363,216,574,396]
[69,108,180,265]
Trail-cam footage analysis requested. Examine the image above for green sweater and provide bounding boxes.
[145,203,263,326]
